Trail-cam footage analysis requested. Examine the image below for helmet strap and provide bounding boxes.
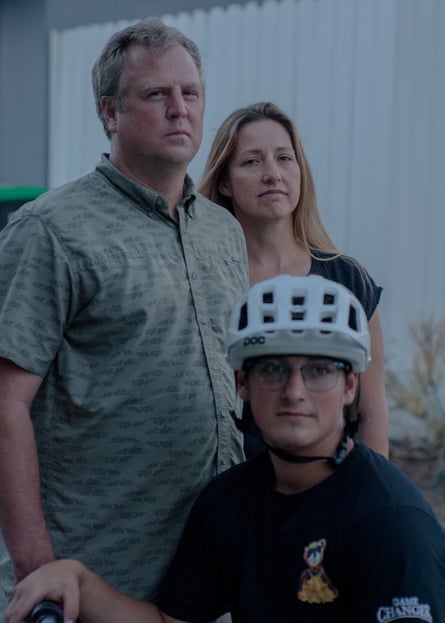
[265,431,349,469]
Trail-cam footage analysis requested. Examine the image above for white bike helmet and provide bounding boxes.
[226,274,370,372]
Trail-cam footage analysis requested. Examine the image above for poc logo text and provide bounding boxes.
[243,336,266,346]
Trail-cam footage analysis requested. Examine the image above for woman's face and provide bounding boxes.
[218,119,301,224]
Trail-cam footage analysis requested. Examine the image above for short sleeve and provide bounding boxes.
[310,252,382,320]
[343,506,445,621]
[0,212,72,375]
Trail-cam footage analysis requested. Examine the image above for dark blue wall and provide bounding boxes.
[0,0,47,186]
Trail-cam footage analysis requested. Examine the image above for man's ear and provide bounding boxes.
[237,369,250,401]
[344,372,359,406]
[100,96,118,135]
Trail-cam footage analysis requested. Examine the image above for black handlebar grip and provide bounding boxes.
[25,600,64,623]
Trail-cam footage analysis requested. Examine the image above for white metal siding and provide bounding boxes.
[49,0,445,371]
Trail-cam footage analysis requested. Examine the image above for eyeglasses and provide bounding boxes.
[246,358,350,393]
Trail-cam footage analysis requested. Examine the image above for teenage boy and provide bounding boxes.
[6,275,445,623]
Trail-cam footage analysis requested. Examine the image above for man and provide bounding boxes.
[6,275,445,622]
[0,18,248,602]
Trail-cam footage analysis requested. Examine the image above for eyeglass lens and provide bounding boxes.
[252,359,346,392]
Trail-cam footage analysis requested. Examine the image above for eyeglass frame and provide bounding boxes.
[243,357,352,393]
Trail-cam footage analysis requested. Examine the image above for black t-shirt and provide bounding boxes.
[309,251,381,320]
[158,443,445,623]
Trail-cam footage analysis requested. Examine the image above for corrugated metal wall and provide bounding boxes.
[48,0,445,371]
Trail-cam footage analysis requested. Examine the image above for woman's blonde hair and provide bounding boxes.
[199,101,337,254]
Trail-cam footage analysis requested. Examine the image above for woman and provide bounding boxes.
[199,102,388,457]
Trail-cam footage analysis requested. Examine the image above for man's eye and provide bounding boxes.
[183,89,199,98]
[310,364,330,378]
[261,361,284,376]
[146,91,163,99]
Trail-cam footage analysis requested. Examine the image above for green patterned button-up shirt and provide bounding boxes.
[0,155,248,600]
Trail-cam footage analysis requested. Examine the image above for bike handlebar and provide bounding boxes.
[25,600,64,623]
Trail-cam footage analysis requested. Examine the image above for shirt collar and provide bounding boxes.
[96,154,197,216]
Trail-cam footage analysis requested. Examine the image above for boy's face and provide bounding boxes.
[237,355,358,458]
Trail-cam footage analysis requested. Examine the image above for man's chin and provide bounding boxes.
[161,144,200,165]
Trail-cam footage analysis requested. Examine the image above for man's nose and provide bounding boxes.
[167,90,187,118]
[281,367,306,398]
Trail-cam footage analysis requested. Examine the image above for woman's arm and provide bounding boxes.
[355,310,389,457]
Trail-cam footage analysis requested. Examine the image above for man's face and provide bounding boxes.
[102,44,204,171]
[238,356,357,457]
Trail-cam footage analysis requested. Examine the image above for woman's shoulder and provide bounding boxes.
[309,250,382,319]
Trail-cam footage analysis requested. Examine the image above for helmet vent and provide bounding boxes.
[320,315,334,334]
[348,306,358,330]
[263,314,275,323]
[238,303,248,330]
[291,311,305,321]
[323,293,335,305]
[292,295,305,305]
[263,292,274,303]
